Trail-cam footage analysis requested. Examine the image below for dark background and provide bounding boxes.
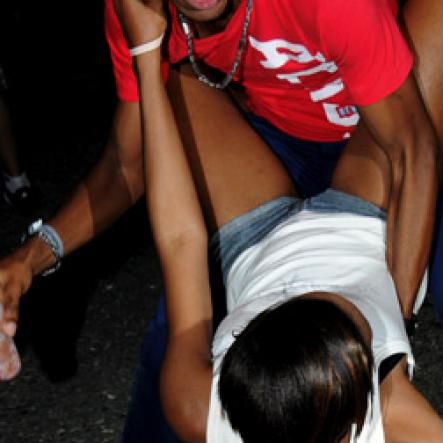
[0,2,442,442]
[0,0,115,176]
[0,2,162,441]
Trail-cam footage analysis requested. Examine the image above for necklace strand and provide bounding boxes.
[178,0,253,90]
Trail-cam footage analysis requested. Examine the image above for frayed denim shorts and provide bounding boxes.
[209,189,386,286]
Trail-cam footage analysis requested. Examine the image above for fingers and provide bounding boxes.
[114,0,167,47]
[0,264,30,338]
[0,283,21,337]
[0,255,32,381]
[0,331,21,381]
[0,303,18,338]
[0,303,21,381]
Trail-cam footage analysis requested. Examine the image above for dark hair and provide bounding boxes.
[218,297,373,443]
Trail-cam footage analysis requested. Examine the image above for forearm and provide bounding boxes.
[359,75,440,318]
[136,53,208,258]
[16,101,144,277]
[388,137,438,318]
[137,49,211,310]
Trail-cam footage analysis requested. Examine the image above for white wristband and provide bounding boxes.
[129,33,165,57]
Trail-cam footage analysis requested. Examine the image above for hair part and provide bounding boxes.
[219,297,373,443]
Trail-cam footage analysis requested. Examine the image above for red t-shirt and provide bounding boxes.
[103,0,170,98]
[104,0,412,142]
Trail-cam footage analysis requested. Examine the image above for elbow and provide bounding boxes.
[161,395,208,443]
[160,374,208,443]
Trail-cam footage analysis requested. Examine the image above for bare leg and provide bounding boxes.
[167,67,443,441]
[167,64,296,233]
[331,122,392,209]
[164,7,443,438]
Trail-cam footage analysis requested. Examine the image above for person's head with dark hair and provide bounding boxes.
[219,294,373,443]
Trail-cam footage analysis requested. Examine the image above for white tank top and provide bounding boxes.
[207,210,414,442]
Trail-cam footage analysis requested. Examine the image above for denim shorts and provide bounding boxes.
[247,113,347,197]
[209,189,386,286]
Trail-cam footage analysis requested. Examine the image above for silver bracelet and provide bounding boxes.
[22,219,64,276]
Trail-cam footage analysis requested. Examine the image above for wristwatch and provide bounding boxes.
[21,219,64,276]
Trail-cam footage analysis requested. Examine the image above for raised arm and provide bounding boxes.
[357,73,439,319]
[115,1,213,440]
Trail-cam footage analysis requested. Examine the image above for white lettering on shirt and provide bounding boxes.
[249,36,338,84]
[249,36,360,129]
[310,79,344,102]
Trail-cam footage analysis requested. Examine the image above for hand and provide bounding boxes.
[0,252,33,338]
[0,253,32,381]
[0,304,21,381]
[114,0,167,48]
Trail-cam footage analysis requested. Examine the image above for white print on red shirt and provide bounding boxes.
[249,36,360,132]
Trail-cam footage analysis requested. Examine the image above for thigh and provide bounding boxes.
[330,123,392,211]
[166,64,296,233]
